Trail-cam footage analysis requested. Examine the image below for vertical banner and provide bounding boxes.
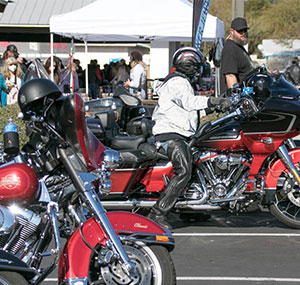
[192,0,211,53]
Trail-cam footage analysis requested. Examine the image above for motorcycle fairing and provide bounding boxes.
[241,132,297,177]
[58,212,173,282]
[264,148,300,190]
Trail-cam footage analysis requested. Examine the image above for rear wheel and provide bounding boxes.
[269,173,300,228]
[91,242,176,284]
[0,271,28,285]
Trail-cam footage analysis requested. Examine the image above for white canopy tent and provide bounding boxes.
[49,0,224,93]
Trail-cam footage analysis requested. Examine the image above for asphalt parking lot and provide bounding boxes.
[43,208,300,284]
[170,209,300,285]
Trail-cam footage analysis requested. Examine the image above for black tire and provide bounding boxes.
[269,172,300,228]
[269,203,300,229]
[148,245,177,285]
[0,271,28,285]
[98,242,176,284]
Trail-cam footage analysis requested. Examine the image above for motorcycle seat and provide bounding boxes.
[95,110,116,129]
[138,142,169,161]
[119,149,149,168]
[111,135,146,150]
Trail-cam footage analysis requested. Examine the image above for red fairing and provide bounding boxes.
[0,163,38,204]
[140,163,174,192]
[58,212,168,282]
[241,132,293,177]
[74,93,106,171]
[110,170,136,193]
[264,148,300,189]
[241,132,288,154]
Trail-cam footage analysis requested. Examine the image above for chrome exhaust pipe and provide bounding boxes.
[102,199,223,211]
[225,175,247,198]
[175,169,208,208]
[102,200,156,209]
[175,204,222,210]
[210,196,245,204]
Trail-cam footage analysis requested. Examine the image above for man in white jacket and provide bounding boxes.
[148,47,231,230]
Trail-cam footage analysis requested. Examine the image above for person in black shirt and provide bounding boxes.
[220,17,254,94]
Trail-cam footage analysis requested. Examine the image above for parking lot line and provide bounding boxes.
[44,277,300,282]
[173,233,300,237]
[177,277,300,282]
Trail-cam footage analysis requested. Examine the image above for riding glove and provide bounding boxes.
[208,96,231,112]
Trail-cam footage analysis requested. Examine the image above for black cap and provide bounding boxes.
[6,44,19,57]
[231,17,249,31]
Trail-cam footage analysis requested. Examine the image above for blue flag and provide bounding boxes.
[193,0,211,53]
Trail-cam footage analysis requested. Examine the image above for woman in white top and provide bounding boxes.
[124,51,146,99]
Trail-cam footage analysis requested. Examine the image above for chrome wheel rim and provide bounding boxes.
[101,242,162,285]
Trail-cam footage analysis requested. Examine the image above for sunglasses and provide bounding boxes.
[237,28,248,34]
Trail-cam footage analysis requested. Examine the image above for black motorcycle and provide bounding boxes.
[86,85,154,149]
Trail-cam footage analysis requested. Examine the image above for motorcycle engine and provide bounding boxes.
[192,151,250,199]
[0,205,42,263]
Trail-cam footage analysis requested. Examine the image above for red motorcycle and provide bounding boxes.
[99,66,300,229]
[0,79,176,284]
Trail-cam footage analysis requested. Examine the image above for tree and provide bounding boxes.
[206,0,300,55]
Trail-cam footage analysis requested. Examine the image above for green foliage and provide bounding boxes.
[0,103,28,147]
[201,111,224,125]
[207,0,300,56]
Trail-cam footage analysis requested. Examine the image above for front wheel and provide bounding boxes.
[269,173,300,228]
[91,242,176,284]
[0,271,28,285]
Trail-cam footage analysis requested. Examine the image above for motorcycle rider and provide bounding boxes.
[148,47,231,230]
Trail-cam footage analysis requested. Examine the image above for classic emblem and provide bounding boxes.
[0,174,21,190]
[134,223,148,229]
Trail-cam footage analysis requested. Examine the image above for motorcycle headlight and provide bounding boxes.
[101,150,120,170]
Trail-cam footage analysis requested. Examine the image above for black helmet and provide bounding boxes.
[172,47,204,79]
[246,73,274,103]
[18,78,62,116]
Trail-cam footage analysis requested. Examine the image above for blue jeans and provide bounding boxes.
[129,87,146,99]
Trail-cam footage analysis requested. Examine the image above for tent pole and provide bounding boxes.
[85,41,89,98]
[50,33,54,82]
[71,38,74,93]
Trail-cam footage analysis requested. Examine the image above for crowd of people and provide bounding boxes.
[0,24,299,110]
[42,52,147,100]
[0,45,148,107]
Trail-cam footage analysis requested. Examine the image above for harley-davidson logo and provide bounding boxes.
[0,174,21,190]
[134,223,148,229]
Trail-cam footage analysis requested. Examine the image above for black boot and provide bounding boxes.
[147,211,173,231]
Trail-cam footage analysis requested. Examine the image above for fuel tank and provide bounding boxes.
[0,163,39,204]
[195,121,246,151]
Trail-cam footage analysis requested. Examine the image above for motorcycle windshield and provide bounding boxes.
[74,94,106,170]
[270,77,300,100]
[23,59,50,82]
[55,94,106,171]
